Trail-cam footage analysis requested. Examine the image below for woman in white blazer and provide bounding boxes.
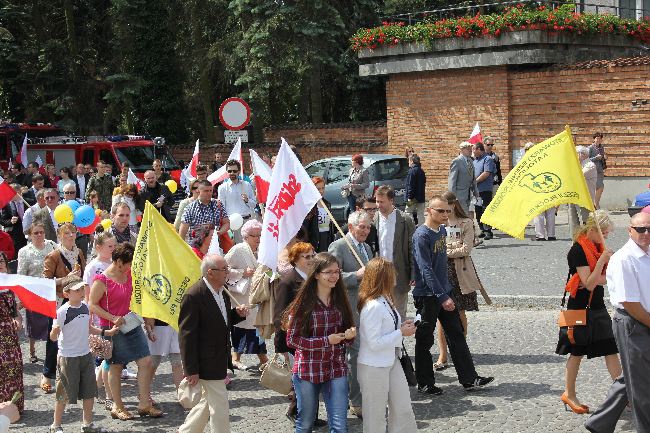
[357,257,418,433]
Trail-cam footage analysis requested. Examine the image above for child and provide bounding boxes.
[88,191,100,210]
[83,231,117,410]
[49,276,118,433]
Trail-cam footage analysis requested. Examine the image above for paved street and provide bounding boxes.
[11,207,638,433]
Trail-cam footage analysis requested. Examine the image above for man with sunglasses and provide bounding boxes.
[217,160,256,243]
[586,212,650,433]
[412,194,493,395]
[484,136,502,188]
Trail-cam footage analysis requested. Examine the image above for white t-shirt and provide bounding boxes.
[84,257,111,286]
[54,301,91,357]
[607,238,650,312]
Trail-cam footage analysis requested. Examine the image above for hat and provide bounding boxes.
[62,275,86,292]
[459,142,473,149]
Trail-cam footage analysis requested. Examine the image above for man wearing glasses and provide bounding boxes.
[217,160,256,243]
[178,254,248,433]
[412,194,493,395]
[484,136,502,188]
[32,189,61,242]
[586,212,650,433]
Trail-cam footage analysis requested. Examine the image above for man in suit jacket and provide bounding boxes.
[328,210,372,418]
[22,174,45,206]
[0,186,28,252]
[32,189,60,242]
[373,185,416,320]
[178,254,248,433]
[448,141,478,214]
[73,163,90,202]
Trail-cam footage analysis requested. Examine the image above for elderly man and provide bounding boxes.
[22,189,47,235]
[32,189,61,242]
[137,170,175,222]
[412,195,493,395]
[585,212,650,433]
[178,254,248,433]
[328,210,372,419]
[448,142,478,215]
[374,185,415,320]
[217,160,256,243]
[179,180,229,246]
[85,161,114,210]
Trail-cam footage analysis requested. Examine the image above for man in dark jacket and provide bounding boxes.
[178,254,248,433]
[405,154,427,225]
[137,170,175,222]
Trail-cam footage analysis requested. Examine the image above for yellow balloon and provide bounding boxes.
[165,179,178,194]
[95,209,102,216]
[54,205,74,224]
[100,219,112,230]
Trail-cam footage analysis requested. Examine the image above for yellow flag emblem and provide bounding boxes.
[481,126,595,239]
[130,201,202,330]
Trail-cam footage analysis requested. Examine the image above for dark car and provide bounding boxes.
[305,154,409,222]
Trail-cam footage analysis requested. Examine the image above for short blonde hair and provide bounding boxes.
[573,209,613,241]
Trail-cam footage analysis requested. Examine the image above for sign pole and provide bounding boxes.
[319,199,365,268]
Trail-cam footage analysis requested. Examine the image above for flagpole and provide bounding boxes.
[319,199,365,268]
[223,286,242,307]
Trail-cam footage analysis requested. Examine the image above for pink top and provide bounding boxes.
[93,272,133,327]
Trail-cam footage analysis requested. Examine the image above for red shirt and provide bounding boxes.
[287,301,349,384]
[0,231,15,260]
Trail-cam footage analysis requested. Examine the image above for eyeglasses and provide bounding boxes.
[32,231,45,235]
[227,169,239,174]
[196,172,206,176]
[45,196,58,201]
[64,191,76,195]
[209,267,230,273]
[431,208,452,214]
[320,270,340,276]
[631,226,650,234]
[191,187,198,190]
[363,207,378,212]
[486,143,494,146]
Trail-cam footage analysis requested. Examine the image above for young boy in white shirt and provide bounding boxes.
[49,276,118,433]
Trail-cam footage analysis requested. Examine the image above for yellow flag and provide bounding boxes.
[481,126,594,239]
[130,201,202,330]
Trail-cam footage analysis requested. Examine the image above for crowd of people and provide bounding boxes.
[0,130,648,433]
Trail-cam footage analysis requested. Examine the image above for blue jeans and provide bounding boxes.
[347,195,357,215]
[292,374,348,433]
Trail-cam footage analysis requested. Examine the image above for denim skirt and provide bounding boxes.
[108,325,150,365]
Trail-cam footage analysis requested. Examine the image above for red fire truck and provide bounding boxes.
[0,123,181,182]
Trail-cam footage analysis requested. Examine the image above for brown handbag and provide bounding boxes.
[260,354,292,395]
[557,289,594,345]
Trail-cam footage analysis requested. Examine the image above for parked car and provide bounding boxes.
[305,154,409,222]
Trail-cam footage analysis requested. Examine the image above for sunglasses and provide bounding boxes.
[191,186,198,190]
[64,191,76,195]
[227,169,239,174]
[631,226,650,234]
[431,208,452,214]
[363,207,378,212]
[45,196,58,200]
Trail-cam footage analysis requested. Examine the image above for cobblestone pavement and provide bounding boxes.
[13,306,634,433]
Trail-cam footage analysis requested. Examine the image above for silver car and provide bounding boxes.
[305,154,409,222]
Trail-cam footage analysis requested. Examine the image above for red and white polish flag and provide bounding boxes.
[127,168,145,190]
[188,139,200,178]
[258,139,321,271]
[0,176,17,208]
[468,122,482,144]
[207,138,243,185]
[249,149,272,204]
[16,134,28,165]
[0,274,57,318]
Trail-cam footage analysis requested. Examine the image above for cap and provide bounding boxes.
[62,275,86,292]
[459,142,473,149]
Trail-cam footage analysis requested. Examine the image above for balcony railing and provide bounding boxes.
[384,0,650,25]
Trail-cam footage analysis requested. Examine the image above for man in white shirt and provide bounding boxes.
[217,160,256,243]
[22,189,47,235]
[373,185,415,320]
[587,212,650,433]
[74,163,89,202]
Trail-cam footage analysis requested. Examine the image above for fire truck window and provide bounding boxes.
[99,150,119,176]
[0,136,7,160]
[82,149,95,165]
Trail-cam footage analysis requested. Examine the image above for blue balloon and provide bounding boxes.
[73,205,96,228]
[65,200,81,212]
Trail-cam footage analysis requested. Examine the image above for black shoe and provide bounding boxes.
[533,237,546,241]
[462,376,494,390]
[313,418,328,427]
[547,236,557,241]
[417,384,443,395]
[483,232,493,240]
[478,232,486,238]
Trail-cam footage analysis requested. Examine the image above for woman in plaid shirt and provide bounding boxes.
[284,252,356,433]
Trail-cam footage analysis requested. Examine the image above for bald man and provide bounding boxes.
[136,170,175,222]
[585,212,650,433]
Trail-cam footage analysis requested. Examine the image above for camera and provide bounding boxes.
[413,313,422,327]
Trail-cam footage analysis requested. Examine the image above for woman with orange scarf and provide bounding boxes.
[555,210,621,414]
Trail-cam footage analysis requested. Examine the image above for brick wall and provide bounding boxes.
[170,122,388,167]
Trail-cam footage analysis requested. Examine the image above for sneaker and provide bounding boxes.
[483,232,493,240]
[121,368,137,379]
[105,399,113,411]
[50,426,64,433]
[462,376,495,390]
[417,384,443,395]
[232,360,248,370]
[82,423,111,433]
[547,236,557,241]
[478,232,486,238]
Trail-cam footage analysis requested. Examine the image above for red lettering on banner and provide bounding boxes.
[266,174,303,240]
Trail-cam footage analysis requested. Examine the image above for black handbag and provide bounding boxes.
[399,343,417,386]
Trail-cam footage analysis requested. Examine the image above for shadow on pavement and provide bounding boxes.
[472,353,565,365]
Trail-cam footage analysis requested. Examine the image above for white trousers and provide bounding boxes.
[533,208,556,239]
[358,359,418,433]
[178,379,230,433]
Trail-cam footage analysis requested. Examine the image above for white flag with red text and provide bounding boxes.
[468,122,482,144]
[0,274,56,318]
[208,138,243,185]
[250,149,272,204]
[258,139,320,271]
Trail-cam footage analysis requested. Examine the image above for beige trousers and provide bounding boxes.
[392,288,409,321]
[358,359,418,433]
[178,379,230,433]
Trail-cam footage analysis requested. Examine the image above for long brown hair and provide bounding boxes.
[442,191,469,219]
[282,252,354,337]
[357,257,396,312]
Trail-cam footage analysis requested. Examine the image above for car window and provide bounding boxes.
[373,158,409,181]
[306,161,327,178]
[327,159,352,184]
